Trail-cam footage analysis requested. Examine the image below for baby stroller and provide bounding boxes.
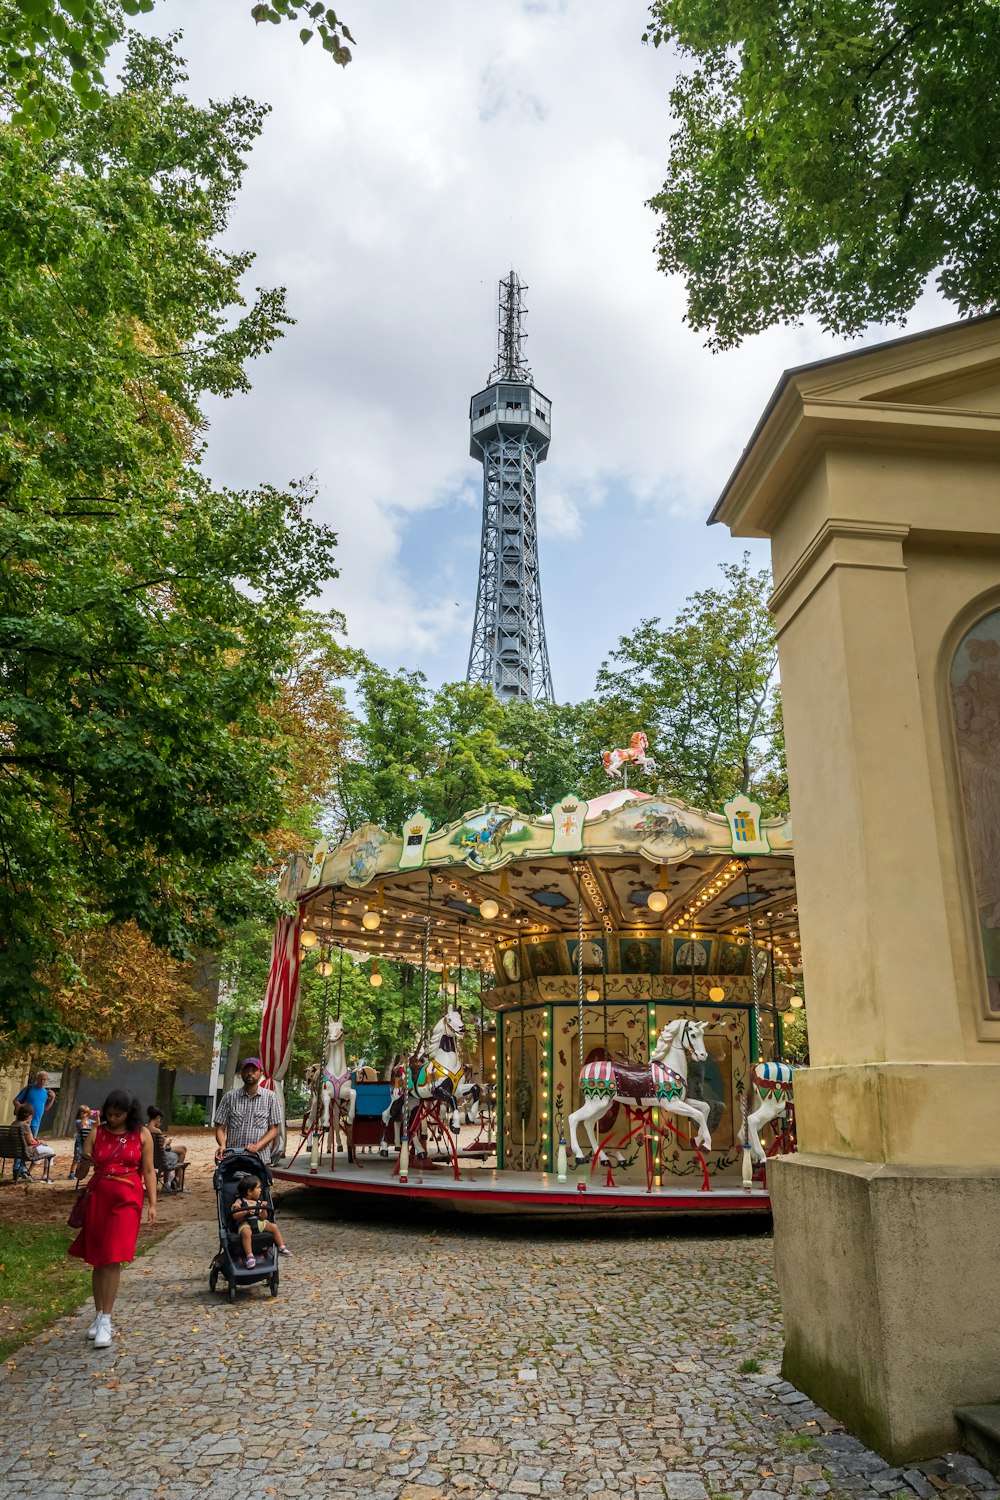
[208,1152,280,1302]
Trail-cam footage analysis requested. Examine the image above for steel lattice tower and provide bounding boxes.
[466,272,555,703]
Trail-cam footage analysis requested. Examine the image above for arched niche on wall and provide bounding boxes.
[950,606,1000,1016]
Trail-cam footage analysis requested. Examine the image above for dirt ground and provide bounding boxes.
[0,1127,221,1231]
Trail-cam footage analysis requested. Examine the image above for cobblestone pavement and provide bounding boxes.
[0,1198,997,1500]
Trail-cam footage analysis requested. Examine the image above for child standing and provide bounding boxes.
[230,1174,292,1268]
[71,1105,92,1179]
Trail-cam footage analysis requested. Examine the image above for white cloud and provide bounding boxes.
[141,0,952,697]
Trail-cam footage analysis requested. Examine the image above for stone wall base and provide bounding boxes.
[770,1153,1000,1462]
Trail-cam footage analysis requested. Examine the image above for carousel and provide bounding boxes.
[261,761,802,1220]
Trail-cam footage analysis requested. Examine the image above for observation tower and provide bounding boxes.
[466,272,555,703]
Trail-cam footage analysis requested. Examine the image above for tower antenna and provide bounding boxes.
[493,270,531,382]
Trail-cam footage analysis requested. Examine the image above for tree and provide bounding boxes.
[591,555,786,811]
[0,0,355,138]
[644,0,1000,347]
[0,27,338,1047]
[337,667,532,833]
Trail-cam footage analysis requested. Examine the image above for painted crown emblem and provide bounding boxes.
[409,822,424,836]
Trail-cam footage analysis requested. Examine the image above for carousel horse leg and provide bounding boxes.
[567,1097,609,1163]
[664,1097,713,1150]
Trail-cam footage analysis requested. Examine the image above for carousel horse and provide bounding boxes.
[601,731,656,780]
[381,1006,482,1148]
[742,1061,796,1188]
[304,1017,357,1154]
[567,1017,711,1164]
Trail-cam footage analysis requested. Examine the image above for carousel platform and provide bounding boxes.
[272,1153,773,1221]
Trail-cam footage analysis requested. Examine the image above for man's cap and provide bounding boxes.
[241,1057,263,1071]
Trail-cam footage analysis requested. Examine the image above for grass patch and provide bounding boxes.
[777,1432,819,1452]
[0,1223,167,1362]
[738,1357,762,1373]
[0,1225,91,1361]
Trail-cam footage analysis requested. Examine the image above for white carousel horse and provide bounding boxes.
[601,731,656,780]
[381,1006,482,1148]
[742,1061,795,1188]
[567,1017,711,1164]
[304,1017,357,1154]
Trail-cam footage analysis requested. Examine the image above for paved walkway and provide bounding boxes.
[0,1201,996,1500]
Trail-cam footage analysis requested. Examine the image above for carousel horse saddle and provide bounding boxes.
[611,1062,681,1100]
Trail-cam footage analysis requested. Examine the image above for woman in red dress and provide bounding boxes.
[70,1089,157,1349]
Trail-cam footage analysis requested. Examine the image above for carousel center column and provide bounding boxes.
[711,318,1000,1464]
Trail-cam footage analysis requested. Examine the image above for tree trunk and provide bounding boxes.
[155,1066,176,1128]
[52,1062,82,1137]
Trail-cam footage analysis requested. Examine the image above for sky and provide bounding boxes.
[138,0,950,703]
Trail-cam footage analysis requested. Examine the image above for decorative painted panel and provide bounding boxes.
[951,608,1000,1014]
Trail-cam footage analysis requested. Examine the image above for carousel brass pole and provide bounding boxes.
[769,913,780,1061]
[601,942,608,1057]
[576,865,585,1072]
[743,862,762,1060]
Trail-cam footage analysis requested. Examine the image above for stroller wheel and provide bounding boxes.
[227,1280,237,1303]
[209,1269,219,1293]
[269,1275,279,1298]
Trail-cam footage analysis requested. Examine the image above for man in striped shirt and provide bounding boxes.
[214,1058,283,1166]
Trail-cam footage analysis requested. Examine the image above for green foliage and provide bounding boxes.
[645,0,1000,346]
[0,27,338,1045]
[0,0,354,139]
[591,555,785,811]
[171,1095,206,1125]
[338,667,536,831]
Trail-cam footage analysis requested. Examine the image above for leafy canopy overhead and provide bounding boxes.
[0,0,354,137]
[0,26,338,1050]
[645,0,1000,347]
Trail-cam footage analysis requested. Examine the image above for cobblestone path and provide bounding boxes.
[0,1200,996,1500]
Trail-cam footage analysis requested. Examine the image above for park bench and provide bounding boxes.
[0,1121,43,1183]
[152,1131,189,1193]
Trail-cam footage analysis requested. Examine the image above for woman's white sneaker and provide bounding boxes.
[93,1315,113,1349]
[86,1314,102,1340]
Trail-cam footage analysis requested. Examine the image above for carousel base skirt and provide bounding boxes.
[271,1153,772,1221]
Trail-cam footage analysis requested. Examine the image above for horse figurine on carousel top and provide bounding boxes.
[602,731,656,781]
[567,1017,712,1165]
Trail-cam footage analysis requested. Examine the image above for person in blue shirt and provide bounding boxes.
[14,1072,55,1136]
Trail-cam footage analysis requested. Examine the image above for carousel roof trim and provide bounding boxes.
[282,789,792,907]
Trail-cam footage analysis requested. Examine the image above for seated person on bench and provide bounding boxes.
[146,1107,187,1191]
[14,1104,56,1181]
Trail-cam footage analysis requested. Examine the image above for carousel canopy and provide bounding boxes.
[281,790,800,988]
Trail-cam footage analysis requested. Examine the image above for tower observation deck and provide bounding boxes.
[466,272,554,703]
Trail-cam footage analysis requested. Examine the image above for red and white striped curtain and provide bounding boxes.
[259,910,303,1155]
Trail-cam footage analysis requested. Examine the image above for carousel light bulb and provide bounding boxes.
[586,985,600,1003]
[300,929,319,949]
[369,959,383,988]
[783,1010,795,1024]
[362,908,381,931]
[709,986,725,1003]
[316,959,333,978]
[647,890,668,912]
[790,994,804,1009]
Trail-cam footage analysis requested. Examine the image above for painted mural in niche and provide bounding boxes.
[951,610,1000,1013]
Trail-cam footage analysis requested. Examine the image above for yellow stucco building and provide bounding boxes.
[714,313,1000,1460]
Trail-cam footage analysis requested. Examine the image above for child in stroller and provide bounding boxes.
[209,1152,284,1301]
[230,1172,292,1266]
